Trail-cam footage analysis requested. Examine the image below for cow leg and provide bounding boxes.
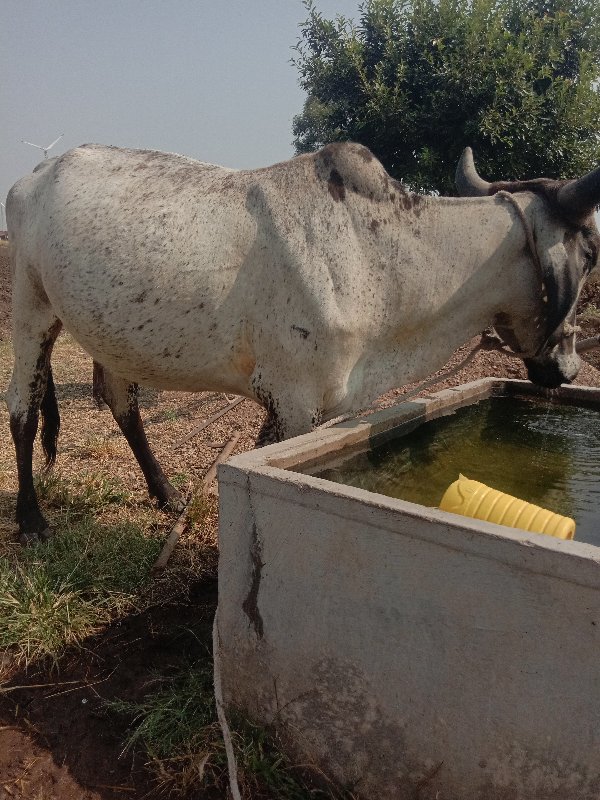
[7,313,62,545]
[99,371,185,512]
[256,413,282,447]
[254,384,322,446]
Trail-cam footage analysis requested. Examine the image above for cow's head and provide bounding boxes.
[456,148,600,388]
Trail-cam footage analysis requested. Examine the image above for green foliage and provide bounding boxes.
[170,472,189,488]
[0,517,161,665]
[35,470,133,515]
[110,658,355,798]
[293,0,600,192]
[109,661,218,760]
[0,565,110,665]
[186,490,212,527]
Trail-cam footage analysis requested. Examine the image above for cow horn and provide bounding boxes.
[556,165,600,219]
[455,147,492,197]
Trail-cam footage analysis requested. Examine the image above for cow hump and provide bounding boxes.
[315,142,392,203]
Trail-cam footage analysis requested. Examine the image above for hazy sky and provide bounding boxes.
[1,0,362,223]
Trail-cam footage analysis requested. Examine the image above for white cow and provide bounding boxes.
[6,142,599,543]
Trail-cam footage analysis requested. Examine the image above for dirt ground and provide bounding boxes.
[1,240,600,799]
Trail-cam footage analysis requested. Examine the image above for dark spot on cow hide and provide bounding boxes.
[291,325,310,339]
[134,290,147,303]
[328,169,346,202]
[403,194,423,215]
[390,179,424,216]
[252,382,285,444]
[369,219,380,233]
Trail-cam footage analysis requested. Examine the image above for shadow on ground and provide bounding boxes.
[54,382,161,408]
[0,578,218,800]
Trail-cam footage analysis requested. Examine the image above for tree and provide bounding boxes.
[292,0,600,193]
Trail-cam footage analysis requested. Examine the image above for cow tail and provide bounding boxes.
[40,366,60,469]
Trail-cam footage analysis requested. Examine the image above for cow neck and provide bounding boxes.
[495,190,544,287]
[319,329,517,430]
[319,192,545,431]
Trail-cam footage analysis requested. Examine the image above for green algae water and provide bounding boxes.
[316,396,600,547]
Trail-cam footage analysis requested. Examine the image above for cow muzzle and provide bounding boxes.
[524,349,582,388]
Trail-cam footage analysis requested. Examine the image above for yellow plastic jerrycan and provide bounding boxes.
[439,474,575,540]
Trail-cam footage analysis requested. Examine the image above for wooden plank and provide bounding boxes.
[153,430,241,571]
[171,397,245,449]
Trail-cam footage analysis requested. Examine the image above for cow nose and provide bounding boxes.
[524,353,581,388]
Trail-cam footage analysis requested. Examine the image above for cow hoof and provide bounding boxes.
[18,526,53,546]
[39,526,54,542]
[155,487,186,514]
[166,494,187,514]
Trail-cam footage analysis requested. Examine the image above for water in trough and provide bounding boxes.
[315,396,600,546]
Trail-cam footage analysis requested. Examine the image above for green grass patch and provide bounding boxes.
[109,659,225,795]
[76,434,123,460]
[171,472,189,488]
[35,470,133,515]
[186,490,212,527]
[0,516,161,667]
[110,659,353,799]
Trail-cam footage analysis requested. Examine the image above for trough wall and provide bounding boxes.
[217,379,600,799]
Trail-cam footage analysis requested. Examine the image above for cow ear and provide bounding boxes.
[455,148,491,197]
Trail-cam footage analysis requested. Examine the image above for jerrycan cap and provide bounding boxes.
[439,473,477,515]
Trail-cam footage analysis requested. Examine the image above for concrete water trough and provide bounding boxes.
[216,378,600,800]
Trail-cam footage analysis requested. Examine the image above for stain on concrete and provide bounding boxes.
[242,523,264,638]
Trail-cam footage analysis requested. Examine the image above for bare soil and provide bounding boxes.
[1,239,600,798]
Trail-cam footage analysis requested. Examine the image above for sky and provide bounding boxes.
[0,0,362,226]
[3,2,597,230]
